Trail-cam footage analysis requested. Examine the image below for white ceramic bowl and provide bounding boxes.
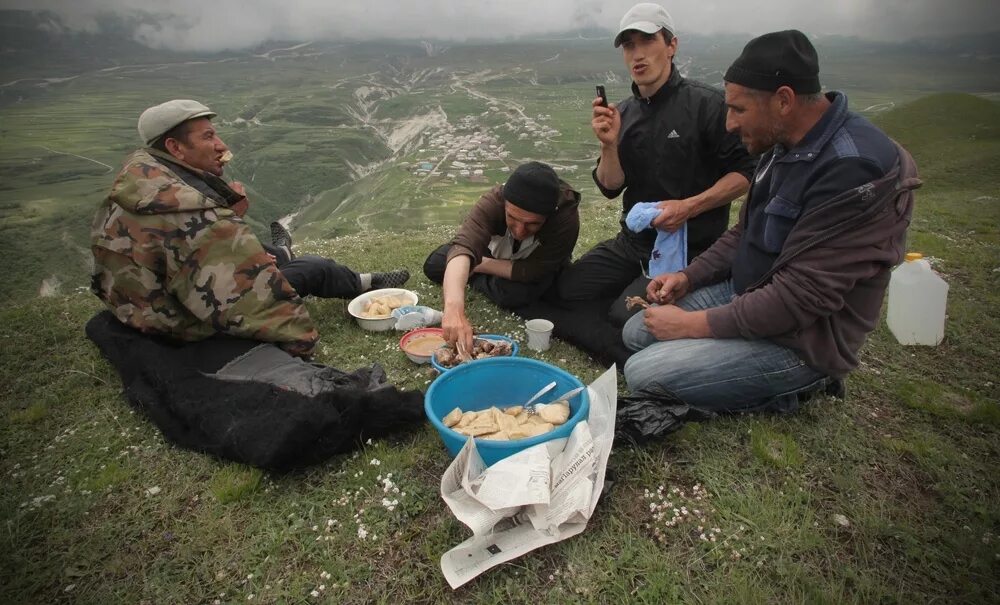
[347,288,419,331]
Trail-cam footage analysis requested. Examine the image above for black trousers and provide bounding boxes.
[555,230,713,327]
[263,243,362,299]
[554,231,652,327]
[423,244,632,370]
[422,244,556,309]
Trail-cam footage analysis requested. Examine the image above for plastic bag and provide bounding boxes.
[614,390,715,446]
[392,305,443,331]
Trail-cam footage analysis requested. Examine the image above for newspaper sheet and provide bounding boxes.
[439,366,617,589]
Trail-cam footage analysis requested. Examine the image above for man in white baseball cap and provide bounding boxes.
[556,2,755,330]
[613,2,675,48]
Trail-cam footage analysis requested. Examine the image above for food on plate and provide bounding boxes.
[362,294,408,318]
[403,333,446,356]
[443,401,571,440]
[442,407,463,428]
[537,401,570,424]
[434,337,513,368]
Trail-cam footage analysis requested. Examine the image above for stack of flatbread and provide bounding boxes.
[442,402,571,441]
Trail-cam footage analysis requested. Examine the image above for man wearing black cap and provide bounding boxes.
[556,2,756,328]
[622,30,920,414]
[423,161,580,351]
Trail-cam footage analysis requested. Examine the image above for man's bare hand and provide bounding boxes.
[591,98,621,147]
[646,271,690,305]
[643,304,711,341]
[442,307,474,357]
[230,197,249,217]
[229,181,249,217]
[652,199,694,232]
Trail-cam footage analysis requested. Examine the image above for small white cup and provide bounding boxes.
[525,319,554,352]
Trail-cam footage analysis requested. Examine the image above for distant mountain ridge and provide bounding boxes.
[2,9,997,81]
[0,10,210,78]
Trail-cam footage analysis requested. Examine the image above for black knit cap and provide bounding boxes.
[502,161,561,216]
[724,30,821,94]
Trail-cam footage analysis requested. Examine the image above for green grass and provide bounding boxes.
[2,42,1000,603]
[3,148,999,602]
[749,424,804,469]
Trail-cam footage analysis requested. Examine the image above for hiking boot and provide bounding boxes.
[370,269,410,290]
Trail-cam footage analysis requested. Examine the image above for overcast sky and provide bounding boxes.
[5,0,999,52]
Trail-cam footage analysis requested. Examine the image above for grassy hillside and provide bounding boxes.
[1,94,998,604]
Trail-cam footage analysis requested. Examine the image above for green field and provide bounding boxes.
[1,20,1000,604]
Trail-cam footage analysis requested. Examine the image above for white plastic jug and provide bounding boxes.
[887,252,949,345]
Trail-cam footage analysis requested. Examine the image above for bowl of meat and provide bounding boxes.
[430,334,518,374]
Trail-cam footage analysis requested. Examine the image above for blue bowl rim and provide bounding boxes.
[424,356,590,453]
[430,333,520,374]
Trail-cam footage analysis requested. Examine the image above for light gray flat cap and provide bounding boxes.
[137,99,216,145]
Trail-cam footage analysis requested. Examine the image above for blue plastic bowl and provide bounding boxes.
[430,334,519,374]
[424,356,590,466]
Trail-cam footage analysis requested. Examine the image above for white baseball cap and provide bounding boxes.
[137,99,216,145]
[614,3,676,47]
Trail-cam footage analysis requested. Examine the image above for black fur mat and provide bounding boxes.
[85,311,425,472]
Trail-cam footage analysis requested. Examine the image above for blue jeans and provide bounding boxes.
[622,280,827,413]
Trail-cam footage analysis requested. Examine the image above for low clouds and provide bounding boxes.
[4,0,998,52]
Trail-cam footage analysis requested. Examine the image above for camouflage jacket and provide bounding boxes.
[90,148,319,357]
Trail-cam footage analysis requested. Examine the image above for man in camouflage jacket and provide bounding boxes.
[91,100,408,357]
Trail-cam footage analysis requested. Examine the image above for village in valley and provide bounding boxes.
[401,108,569,186]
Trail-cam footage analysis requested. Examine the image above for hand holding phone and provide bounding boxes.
[592,84,619,145]
[596,85,608,108]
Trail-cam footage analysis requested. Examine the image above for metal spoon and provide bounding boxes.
[527,385,586,414]
[519,381,557,409]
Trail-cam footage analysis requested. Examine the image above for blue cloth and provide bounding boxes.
[624,201,687,277]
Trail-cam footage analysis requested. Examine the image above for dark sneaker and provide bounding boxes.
[270,221,294,261]
[270,221,293,249]
[370,269,410,290]
[824,377,846,399]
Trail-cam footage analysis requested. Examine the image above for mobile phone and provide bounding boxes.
[596,85,608,108]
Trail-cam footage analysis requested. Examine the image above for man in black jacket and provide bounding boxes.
[556,2,756,326]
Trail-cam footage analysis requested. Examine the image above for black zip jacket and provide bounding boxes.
[594,65,757,254]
